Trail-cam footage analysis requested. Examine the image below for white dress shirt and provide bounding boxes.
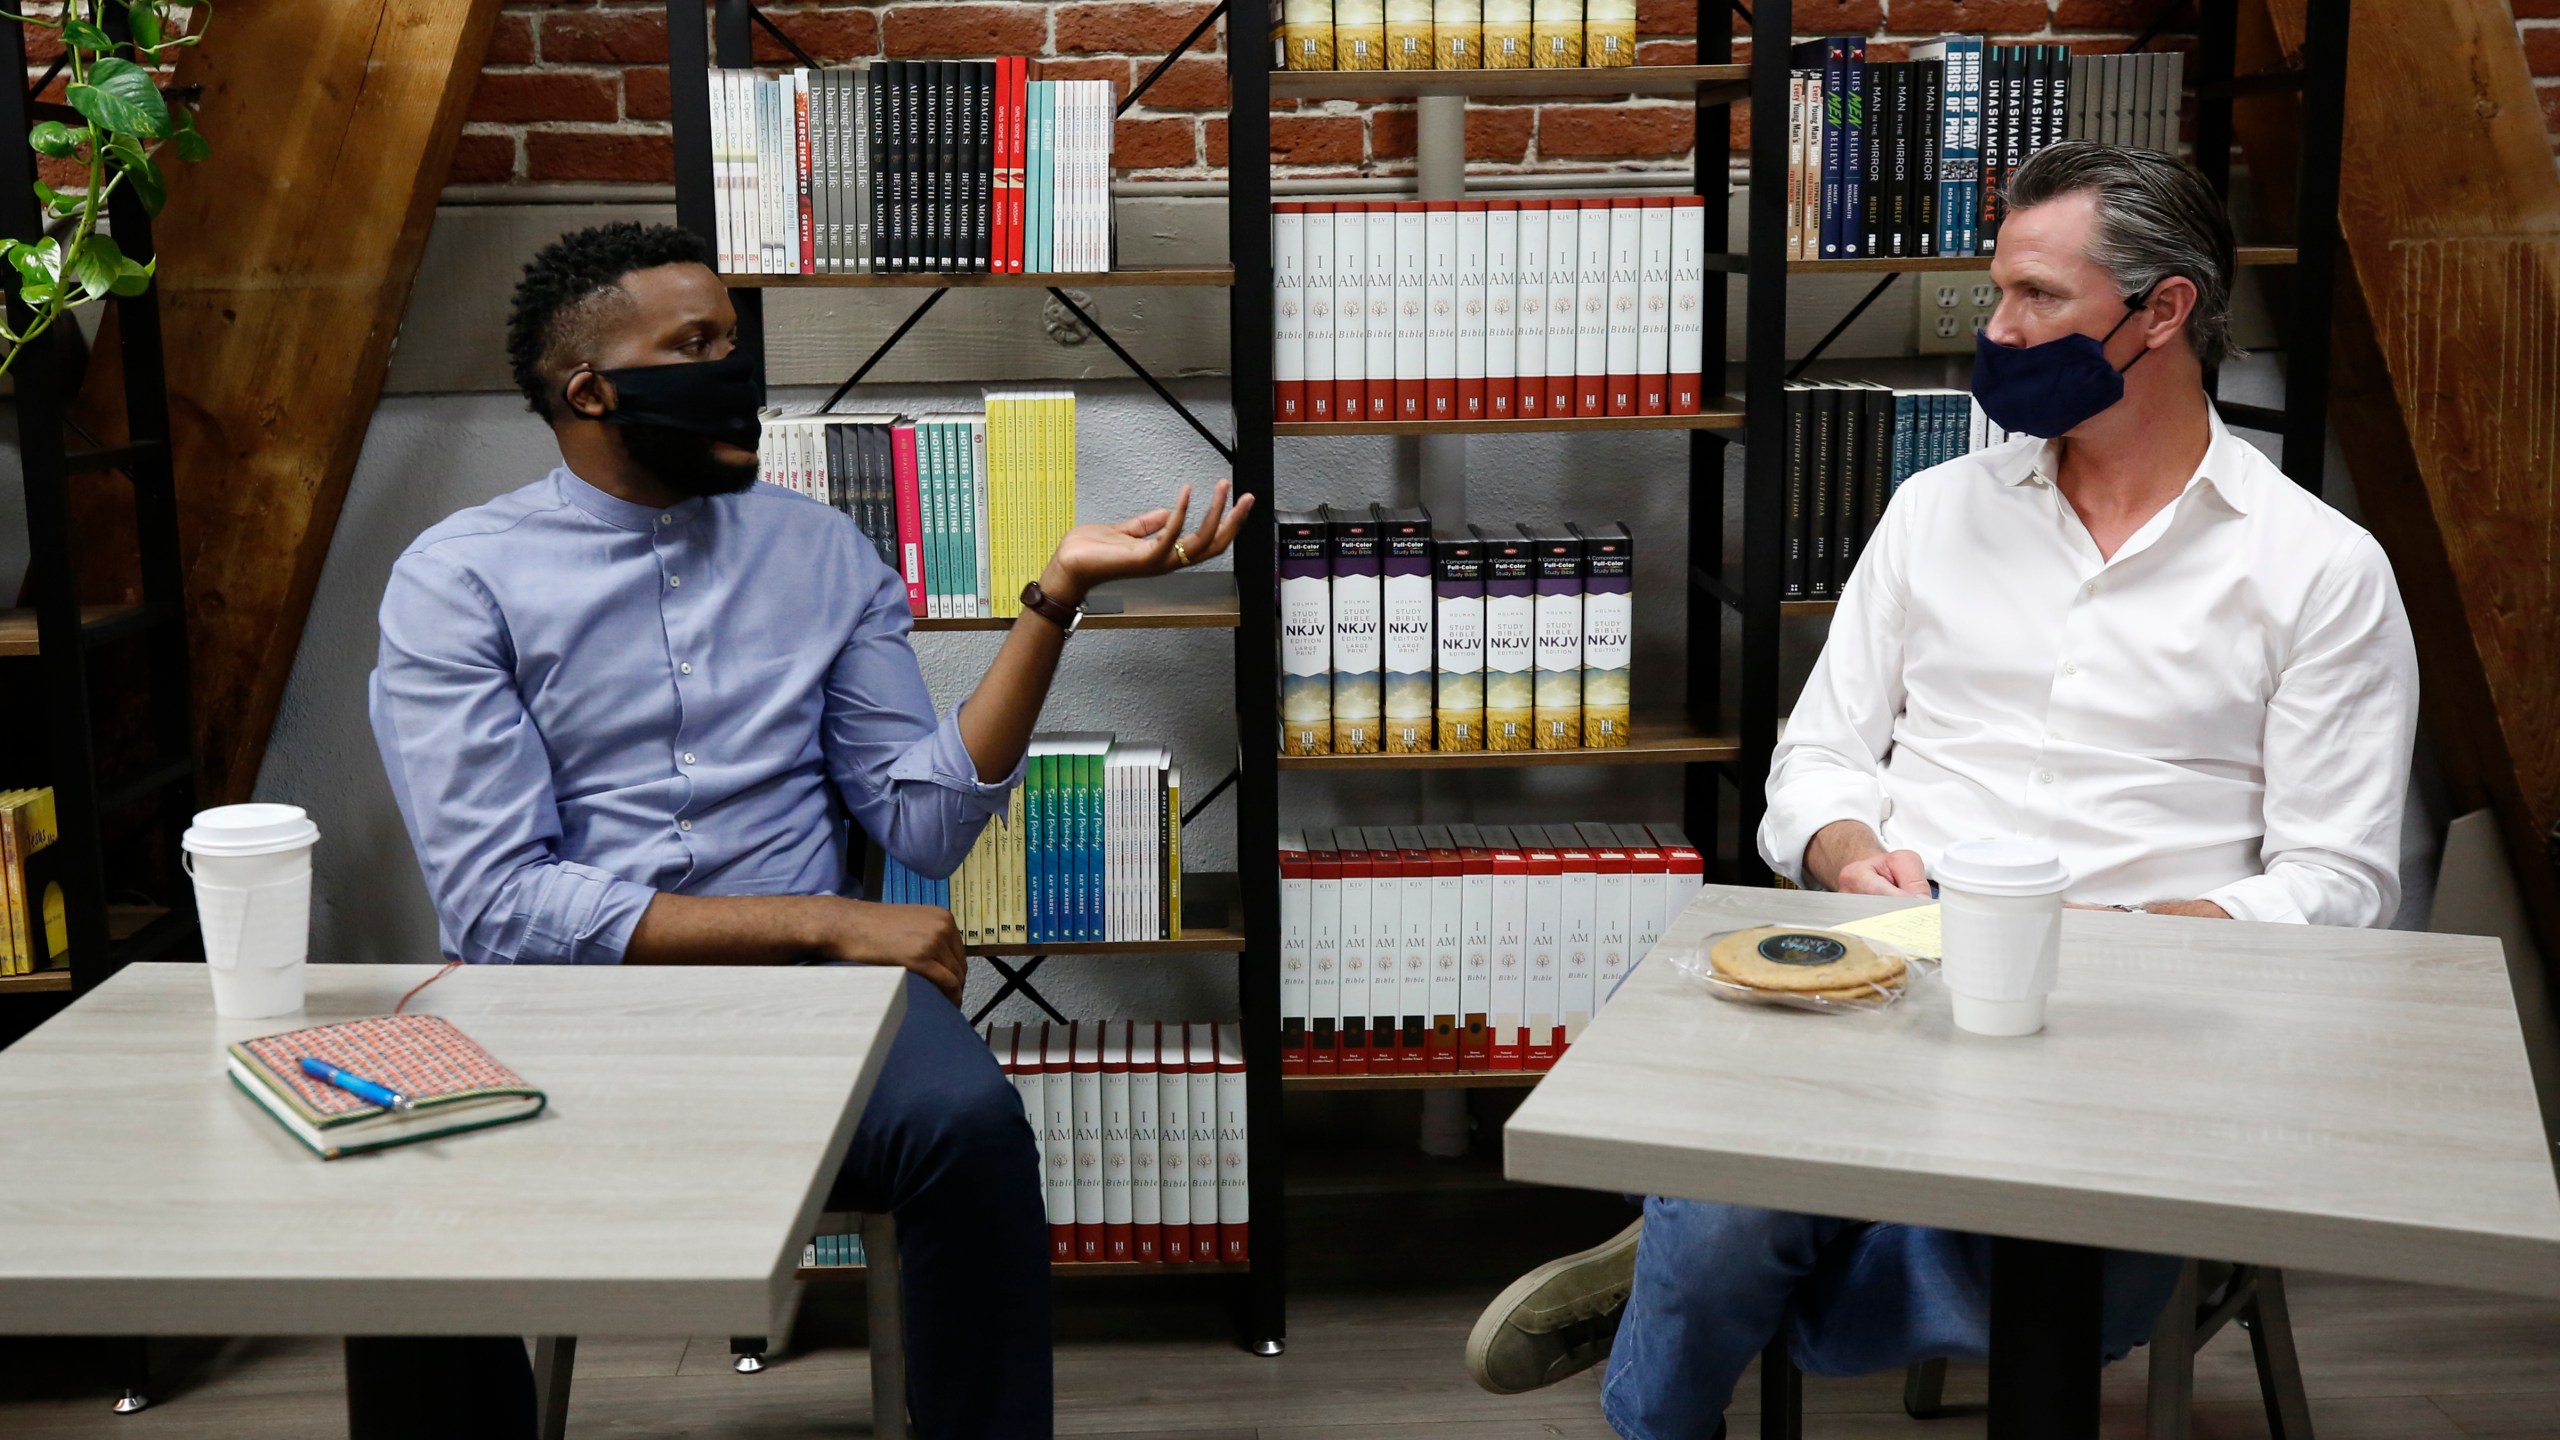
[1759,407,2419,928]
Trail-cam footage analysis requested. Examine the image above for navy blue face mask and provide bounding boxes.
[1970,287,2156,439]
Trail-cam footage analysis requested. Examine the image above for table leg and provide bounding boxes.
[344,1336,537,1440]
[1988,1236,2102,1440]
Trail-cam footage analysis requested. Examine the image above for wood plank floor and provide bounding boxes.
[4,1141,2556,1437]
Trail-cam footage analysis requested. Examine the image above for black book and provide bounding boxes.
[901,61,923,270]
[938,61,960,272]
[1885,61,1911,259]
[1915,58,1942,258]
[2025,44,2051,161]
[1782,385,1810,601]
[1979,46,2005,253]
[973,61,995,272]
[868,66,888,274]
[920,61,940,270]
[1859,60,1888,260]
[883,62,906,271]
[1859,384,1891,567]
[1807,385,1836,599]
[1827,383,1861,596]
[2046,44,2070,160]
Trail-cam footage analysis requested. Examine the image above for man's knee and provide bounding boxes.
[1643,1197,1840,1270]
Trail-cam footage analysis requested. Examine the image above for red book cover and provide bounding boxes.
[1399,833,1433,1074]
[796,78,814,275]
[1523,832,1563,1072]
[1394,201,1428,422]
[1279,841,1310,1076]
[1308,834,1341,1076]
[1008,59,1030,273]
[1457,828,1494,1070]
[1427,831,1463,1072]
[990,58,1015,276]
[1073,1021,1103,1262]
[890,424,925,616]
[1656,825,1705,915]
[1515,201,1545,420]
[1640,196,1673,415]
[1576,199,1610,417]
[1490,836,1527,1072]
[1187,1023,1219,1265]
[1337,834,1374,1076]
[1132,1022,1162,1262]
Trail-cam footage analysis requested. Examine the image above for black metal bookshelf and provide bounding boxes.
[0,7,203,1011]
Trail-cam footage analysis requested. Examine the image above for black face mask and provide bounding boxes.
[578,351,764,498]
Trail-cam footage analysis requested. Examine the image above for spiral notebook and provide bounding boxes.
[227,1014,547,1159]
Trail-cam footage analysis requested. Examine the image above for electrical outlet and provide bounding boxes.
[1914,270,1998,355]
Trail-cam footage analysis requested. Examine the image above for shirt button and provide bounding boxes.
[678,819,693,832]
[682,752,698,765]
[660,513,674,526]
[669,575,682,588]
[2063,662,2079,676]
[2039,770,2057,784]
[2084,581,2099,596]
[679,662,694,675]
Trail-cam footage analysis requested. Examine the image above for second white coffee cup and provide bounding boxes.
[183,803,321,1019]
[1933,837,2071,1037]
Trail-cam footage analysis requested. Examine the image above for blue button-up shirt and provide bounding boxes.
[368,466,1019,965]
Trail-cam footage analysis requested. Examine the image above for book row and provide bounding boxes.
[1276,0,1639,71]
[1279,824,1703,1075]
[757,391,1076,620]
[1273,197,1711,426]
[1788,38,2186,261]
[884,735,1183,945]
[989,1020,1249,1265]
[709,62,1115,277]
[802,1230,870,1268]
[1781,382,2004,600]
[1280,508,1631,756]
[0,789,62,977]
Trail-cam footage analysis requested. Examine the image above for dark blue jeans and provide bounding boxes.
[345,973,1050,1440]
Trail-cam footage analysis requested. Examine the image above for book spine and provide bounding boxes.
[1424,201,1459,421]
[1604,199,1640,416]
[1434,0,1480,67]
[1433,543,1485,752]
[1637,196,1671,416]
[1842,38,1867,258]
[1489,830,1527,1070]
[1668,196,1705,414]
[976,60,996,271]
[1308,836,1341,1076]
[1102,1028,1132,1261]
[1543,201,1578,418]
[1362,204,1396,420]
[1381,522,1435,756]
[1399,841,1432,1072]
[1573,198,1609,417]
[1484,201,1516,420]
[1333,197,1367,424]
[1304,205,1338,422]
[1783,385,1809,599]
[1558,838,1596,1050]
[1187,1026,1219,1262]
[1426,835,1463,1071]
[1514,200,1548,419]
[1329,515,1383,756]
[1129,1023,1161,1261]
[1916,57,1941,258]
[1457,831,1493,1068]
[1581,531,1630,749]
[1158,1032,1189,1260]
[1531,539,1581,750]
[1280,837,1311,1075]
[1274,205,1306,423]
[1042,1025,1075,1261]
[1523,834,1560,1070]
[1278,514,1333,756]
[1456,200,1488,420]
[1820,40,1846,259]
[1215,1025,1249,1262]
[1786,67,1805,259]
[1483,538,1535,752]
[1337,835,1371,1073]
[891,424,924,615]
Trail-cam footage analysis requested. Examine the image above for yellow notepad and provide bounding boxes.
[1833,904,1941,960]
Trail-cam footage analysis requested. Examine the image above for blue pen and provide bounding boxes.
[298,1056,414,1113]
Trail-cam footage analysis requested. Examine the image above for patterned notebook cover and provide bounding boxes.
[230,1014,543,1129]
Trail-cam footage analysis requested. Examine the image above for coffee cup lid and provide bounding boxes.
[183,803,320,856]
[1932,836,2070,898]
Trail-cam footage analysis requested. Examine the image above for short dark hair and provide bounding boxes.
[506,221,716,419]
[2004,142,2241,366]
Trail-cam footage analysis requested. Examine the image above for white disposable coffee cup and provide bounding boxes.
[182,804,320,1019]
[1933,837,2071,1038]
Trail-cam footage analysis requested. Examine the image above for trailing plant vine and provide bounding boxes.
[2,0,210,376]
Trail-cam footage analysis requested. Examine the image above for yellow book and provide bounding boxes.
[1482,0,1532,68]
[23,790,61,970]
[1531,0,1582,68]
[1333,0,1386,69]
[1386,0,1434,69]
[1282,0,1336,69]
[0,790,26,974]
[1007,783,1028,944]
[1584,0,1634,66]
[1165,764,1182,940]
[1434,0,1482,68]
[995,393,1018,601]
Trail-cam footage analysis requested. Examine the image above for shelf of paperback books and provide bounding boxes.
[968,929,1247,957]
[797,1259,1252,1281]
[1283,1071,1542,1092]
[1277,712,1737,770]
[1276,407,1745,437]
[912,574,1240,632]
[721,267,1237,290]
[1784,245,2299,276]
[1270,63,1747,101]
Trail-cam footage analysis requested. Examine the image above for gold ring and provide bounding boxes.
[1172,540,1192,567]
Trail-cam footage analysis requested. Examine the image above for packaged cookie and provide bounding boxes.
[1667,924,1921,1013]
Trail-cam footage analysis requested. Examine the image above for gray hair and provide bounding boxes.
[2004,141,2242,366]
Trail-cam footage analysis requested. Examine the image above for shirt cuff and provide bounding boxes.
[2198,873,2309,926]
[1758,773,1889,888]
[887,702,1024,814]
[519,863,658,965]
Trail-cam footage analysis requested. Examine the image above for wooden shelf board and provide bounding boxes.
[1285,1071,1544,1092]
[1272,63,1748,100]
[1787,245,2296,275]
[720,267,1234,290]
[798,1259,1247,1281]
[0,969,72,996]
[1278,713,1737,771]
[1783,599,1840,616]
[912,574,1237,633]
[965,929,1245,957]
[0,604,148,659]
[1279,406,1745,437]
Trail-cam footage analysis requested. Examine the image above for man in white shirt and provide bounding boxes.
[1466,144,2420,1440]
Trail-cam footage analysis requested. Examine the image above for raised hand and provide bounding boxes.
[1043,479,1253,605]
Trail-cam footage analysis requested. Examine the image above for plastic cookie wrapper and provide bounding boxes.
[1664,925,1931,1014]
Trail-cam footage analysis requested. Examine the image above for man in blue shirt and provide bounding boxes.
[365,223,1246,1438]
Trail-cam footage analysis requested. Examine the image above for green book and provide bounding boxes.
[926,421,951,617]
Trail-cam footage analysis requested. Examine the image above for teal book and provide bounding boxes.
[932,421,956,615]
[1030,82,1052,274]
[1027,744,1050,940]
[1083,746,1102,939]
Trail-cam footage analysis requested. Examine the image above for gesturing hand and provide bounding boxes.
[1043,480,1253,605]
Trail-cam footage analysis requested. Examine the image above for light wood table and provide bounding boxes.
[1505,885,2560,1437]
[0,963,904,1344]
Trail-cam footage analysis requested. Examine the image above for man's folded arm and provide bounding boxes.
[822,561,1022,882]
[1757,525,1913,886]
[2200,533,2419,929]
[369,552,657,965]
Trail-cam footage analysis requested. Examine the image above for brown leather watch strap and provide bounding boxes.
[1018,579,1081,632]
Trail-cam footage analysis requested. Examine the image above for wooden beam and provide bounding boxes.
[2240,1,2560,1028]
[66,0,504,804]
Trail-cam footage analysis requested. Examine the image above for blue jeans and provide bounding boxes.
[1600,1199,2186,1440]
[827,971,1053,1438]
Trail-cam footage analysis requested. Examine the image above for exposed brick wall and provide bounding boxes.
[2525,0,2560,151]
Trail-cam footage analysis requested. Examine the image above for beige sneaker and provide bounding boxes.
[1464,1217,1643,1394]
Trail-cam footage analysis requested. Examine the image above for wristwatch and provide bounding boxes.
[1019,579,1083,635]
